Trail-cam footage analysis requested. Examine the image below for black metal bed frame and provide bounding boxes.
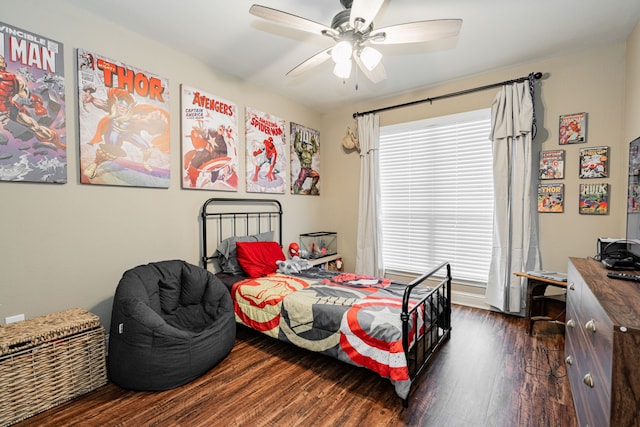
[401,262,452,406]
[199,197,451,407]
[200,197,282,269]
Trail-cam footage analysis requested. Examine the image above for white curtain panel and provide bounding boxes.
[485,82,541,314]
[355,113,384,277]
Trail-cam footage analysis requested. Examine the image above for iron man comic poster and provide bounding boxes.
[0,21,66,183]
[77,49,170,188]
[245,107,286,194]
[181,85,238,191]
[290,122,320,195]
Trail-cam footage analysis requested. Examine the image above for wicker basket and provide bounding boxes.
[0,308,107,426]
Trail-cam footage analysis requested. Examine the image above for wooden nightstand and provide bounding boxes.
[307,254,344,271]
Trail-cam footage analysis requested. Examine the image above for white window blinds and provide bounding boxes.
[379,109,493,285]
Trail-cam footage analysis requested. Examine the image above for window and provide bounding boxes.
[379,109,493,286]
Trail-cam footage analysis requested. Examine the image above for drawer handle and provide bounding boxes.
[569,282,575,291]
[566,319,575,328]
[565,355,573,366]
[583,373,594,388]
[585,319,596,333]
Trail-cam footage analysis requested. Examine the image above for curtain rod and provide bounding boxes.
[352,72,543,118]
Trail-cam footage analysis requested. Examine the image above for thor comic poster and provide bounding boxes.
[77,49,170,187]
[0,22,66,183]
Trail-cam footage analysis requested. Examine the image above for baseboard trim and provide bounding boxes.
[451,289,491,310]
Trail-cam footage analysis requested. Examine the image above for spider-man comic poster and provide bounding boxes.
[290,122,320,195]
[245,107,286,194]
[181,85,238,191]
[0,21,66,183]
[77,49,170,187]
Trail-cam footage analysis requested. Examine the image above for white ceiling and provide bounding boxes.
[68,0,640,113]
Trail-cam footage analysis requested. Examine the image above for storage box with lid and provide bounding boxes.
[0,308,107,426]
[299,231,337,259]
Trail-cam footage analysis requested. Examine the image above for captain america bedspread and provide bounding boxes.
[230,270,441,400]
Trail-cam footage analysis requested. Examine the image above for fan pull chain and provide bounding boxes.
[354,63,359,91]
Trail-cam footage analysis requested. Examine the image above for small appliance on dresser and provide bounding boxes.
[565,257,640,426]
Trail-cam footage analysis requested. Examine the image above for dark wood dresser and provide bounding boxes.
[565,257,640,427]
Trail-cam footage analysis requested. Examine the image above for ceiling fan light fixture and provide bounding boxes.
[333,59,352,79]
[249,1,462,84]
[359,46,382,71]
[331,40,353,63]
[352,16,366,32]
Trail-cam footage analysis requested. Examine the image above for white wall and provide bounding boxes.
[0,1,327,329]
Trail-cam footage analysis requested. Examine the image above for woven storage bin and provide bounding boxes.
[0,308,107,426]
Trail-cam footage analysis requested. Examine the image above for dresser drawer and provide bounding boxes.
[566,262,582,314]
[566,260,613,427]
[567,257,640,426]
[574,284,612,427]
[564,262,585,386]
[579,281,613,393]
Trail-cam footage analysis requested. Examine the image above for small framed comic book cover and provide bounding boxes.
[559,112,587,145]
[539,150,565,179]
[538,183,564,213]
[579,183,609,215]
[579,146,608,179]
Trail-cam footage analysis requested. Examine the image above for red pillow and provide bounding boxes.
[235,241,285,278]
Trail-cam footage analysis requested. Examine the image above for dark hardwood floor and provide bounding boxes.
[15,305,576,427]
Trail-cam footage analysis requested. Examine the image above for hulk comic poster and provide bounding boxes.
[77,49,170,187]
[245,107,286,193]
[290,122,320,195]
[579,183,609,215]
[181,85,238,191]
[0,22,66,183]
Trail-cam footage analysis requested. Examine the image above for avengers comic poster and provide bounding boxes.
[0,22,66,183]
[181,85,238,191]
[290,122,320,195]
[77,49,170,187]
[245,107,286,193]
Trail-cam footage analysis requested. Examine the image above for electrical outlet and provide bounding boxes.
[5,314,25,324]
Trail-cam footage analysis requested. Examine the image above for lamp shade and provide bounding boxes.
[360,46,382,71]
[333,59,352,79]
[331,41,353,63]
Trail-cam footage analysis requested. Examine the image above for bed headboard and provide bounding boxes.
[200,198,283,269]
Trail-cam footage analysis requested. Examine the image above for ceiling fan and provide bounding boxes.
[249,0,462,83]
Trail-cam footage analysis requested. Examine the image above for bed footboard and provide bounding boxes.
[401,262,452,407]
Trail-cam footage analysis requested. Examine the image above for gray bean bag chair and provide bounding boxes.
[108,260,235,390]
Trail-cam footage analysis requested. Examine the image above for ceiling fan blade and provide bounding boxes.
[354,54,387,84]
[250,5,338,38]
[369,19,463,45]
[349,0,385,31]
[286,48,332,77]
